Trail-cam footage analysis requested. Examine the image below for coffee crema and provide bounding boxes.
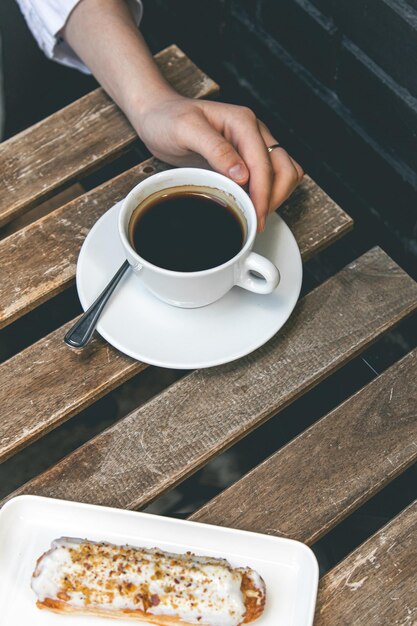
[129,188,245,272]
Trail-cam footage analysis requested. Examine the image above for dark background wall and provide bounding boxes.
[0,0,96,137]
[142,0,417,281]
[2,0,415,278]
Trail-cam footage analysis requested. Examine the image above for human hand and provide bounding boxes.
[62,0,302,230]
[131,94,303,231]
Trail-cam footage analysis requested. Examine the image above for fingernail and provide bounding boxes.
[229,163,246,181]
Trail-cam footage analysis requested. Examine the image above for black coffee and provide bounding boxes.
[129,189,245,272]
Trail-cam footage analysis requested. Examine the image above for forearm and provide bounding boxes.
[63,0,176,122]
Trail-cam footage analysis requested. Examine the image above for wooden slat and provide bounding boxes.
[278,175,351,261]
[0,174,352,329]
[315,501,417,625]
[0,45,218,227]
[191,350,417,544]
[3,248,417,508]
[0,191,351,463]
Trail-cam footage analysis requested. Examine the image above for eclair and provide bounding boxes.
[32,538,266,625]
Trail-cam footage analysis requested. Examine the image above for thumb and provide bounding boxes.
[182,117,249,184]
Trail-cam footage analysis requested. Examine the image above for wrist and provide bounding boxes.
[124,83,182,130]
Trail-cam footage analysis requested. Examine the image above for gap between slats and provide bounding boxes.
[0,183,85,239]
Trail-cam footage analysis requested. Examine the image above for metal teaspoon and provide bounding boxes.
[64,260,130,348]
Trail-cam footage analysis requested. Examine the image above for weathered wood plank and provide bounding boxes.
[2,248,417,508]
[0,183,85,239]
[279,175,352,261]
[0,173,351,329]
[315,500,417,626]
[0,45,219,227]
[0,189,352,462]
[191,350,417,544]
[0,328,144,461]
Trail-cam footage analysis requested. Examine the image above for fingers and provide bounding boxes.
[224,108,274,231]
[258,120,303,214]
[176,111,250,185]
[174,103,303,233]
[288,155,304,181]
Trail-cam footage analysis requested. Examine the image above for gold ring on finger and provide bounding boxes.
[267,143,283,153]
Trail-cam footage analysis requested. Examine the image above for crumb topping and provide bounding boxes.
[31,538,263,626]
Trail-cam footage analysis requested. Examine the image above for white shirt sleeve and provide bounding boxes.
[16,0,143,74]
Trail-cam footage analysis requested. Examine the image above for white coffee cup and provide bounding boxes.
[119,168,280,308]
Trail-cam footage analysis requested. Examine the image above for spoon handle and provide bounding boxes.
[64,260,130,349]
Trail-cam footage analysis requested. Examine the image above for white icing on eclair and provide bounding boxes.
[32,538,263,626]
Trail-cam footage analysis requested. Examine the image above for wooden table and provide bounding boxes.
[0,45,416,625]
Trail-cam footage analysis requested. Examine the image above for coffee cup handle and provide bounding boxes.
[235,252,280,295]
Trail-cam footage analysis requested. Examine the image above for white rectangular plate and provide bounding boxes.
[0,495,318,626]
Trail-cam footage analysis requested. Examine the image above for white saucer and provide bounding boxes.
[76,202,302,369]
